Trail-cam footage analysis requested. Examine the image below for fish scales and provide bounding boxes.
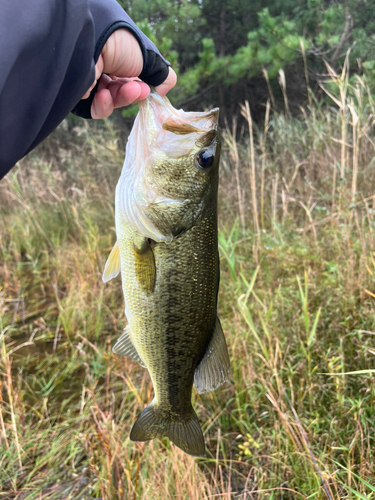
[119,209,218,412]
[103,90,230,456]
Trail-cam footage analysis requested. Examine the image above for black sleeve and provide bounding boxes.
[0,0,170,180]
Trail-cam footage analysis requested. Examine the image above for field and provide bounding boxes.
[1,70,375,499]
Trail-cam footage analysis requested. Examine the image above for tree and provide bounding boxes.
[119,0,375,118]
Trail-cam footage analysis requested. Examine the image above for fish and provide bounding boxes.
[102,90,230,457]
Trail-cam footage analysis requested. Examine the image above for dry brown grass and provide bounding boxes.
[1,67,375,499]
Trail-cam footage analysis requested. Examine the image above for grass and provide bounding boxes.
[1,67,375,499]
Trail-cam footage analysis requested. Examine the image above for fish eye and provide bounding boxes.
[196,149,214,169]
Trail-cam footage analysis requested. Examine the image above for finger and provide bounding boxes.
[91,88,114,119]
[127,81,150,104]
[97,73,112,92]
[109,77,133,85]
[82,89,91,100]
[109,77,149,101]
[155,67,177,97]
[104,80,150,109]
[91,77,152,118]
[100,80,140,108]
[95,54,104,82]
[112,80,143,109]
[82,78,97,99]
[91,80,146,118]
[82,55,105,100]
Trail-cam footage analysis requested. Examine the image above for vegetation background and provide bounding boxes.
[1,0,375,498]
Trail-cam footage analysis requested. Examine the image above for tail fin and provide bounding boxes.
[130,401,205,457]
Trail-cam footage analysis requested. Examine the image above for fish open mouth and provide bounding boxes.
[146,88,219,137]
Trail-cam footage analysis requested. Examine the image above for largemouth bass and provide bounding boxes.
[103,90,230,456]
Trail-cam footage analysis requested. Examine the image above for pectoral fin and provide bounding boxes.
[102,242,121,283]
[134,238,156,294]
[112,325,145,368]
[194,318,230,394]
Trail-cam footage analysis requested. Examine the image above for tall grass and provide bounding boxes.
[1,65,375,499]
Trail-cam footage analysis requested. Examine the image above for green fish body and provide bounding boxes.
[103,92,230,456]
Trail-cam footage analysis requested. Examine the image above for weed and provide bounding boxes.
[1,68,375,498]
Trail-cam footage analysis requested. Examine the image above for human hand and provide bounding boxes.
[81,29,177,119]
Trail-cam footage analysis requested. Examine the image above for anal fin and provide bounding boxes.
[194,317,230,394]
[112,325,145,368]
[102,241,121,283]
